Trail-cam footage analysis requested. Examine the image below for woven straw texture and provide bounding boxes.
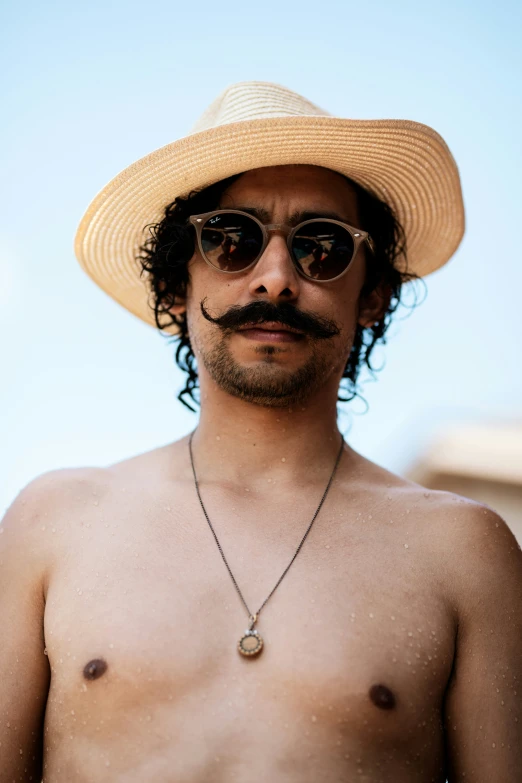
[74,81,465,333]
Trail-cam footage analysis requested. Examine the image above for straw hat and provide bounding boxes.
[74,81,465,333]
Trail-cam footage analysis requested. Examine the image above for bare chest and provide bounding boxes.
[42,496,454,781]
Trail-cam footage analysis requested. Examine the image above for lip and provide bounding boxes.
[237,321,304,335]
[237,322,305,343]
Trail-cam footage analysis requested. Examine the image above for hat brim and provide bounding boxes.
[74,115,465,334]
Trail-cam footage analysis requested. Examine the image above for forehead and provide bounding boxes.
[219,165,360,222]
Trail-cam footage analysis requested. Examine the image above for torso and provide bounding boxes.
[41,438,459,782]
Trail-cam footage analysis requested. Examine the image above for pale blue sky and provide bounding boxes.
[1,0,521,513]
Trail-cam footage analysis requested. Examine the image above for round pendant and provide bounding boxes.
[238,629,264,657]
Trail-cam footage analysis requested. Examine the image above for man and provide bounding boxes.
[1,82,521,782]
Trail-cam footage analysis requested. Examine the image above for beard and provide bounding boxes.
[192,298,345,408]
[198,336,340,408]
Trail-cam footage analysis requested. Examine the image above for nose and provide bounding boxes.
[247,233,301,303]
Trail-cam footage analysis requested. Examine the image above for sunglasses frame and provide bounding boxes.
[189,209,375,283]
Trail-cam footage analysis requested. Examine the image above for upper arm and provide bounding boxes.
[442,504,522,782]
[0,474,63,782]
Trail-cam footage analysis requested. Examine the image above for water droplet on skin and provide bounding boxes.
[311,715,317,722]
[492,743,496,748]
[424,492,430,498]
[281,457,286,462]
[369,613,374,619]
[408,632,413,637]
[325,545,330,549]
[267,478,272,483]
[390,616,396,621]
[216,436,220,441]
[52,528,56,533]
[41,526,46,531]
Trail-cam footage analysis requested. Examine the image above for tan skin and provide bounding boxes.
[1,165,521,782]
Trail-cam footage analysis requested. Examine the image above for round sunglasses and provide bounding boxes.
[189,209,374,282]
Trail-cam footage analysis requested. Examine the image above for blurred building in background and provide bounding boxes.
[407,421,522,544]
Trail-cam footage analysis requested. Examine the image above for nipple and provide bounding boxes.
[369,684,396,710]
[83,658,108,681]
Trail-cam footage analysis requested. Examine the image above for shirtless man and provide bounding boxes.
[2,82,521,782]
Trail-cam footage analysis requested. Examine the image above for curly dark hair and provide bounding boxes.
[138,170,421,412]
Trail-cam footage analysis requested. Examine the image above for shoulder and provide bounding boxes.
[0,467,116,560]
[400,484,522,620]
[350,452,521,605]
[2,466,115,522]
[390,475,521,571]
[1,437,189,538]
[415,486,521,570]
[0,468,103,602]
[352,450,518,556]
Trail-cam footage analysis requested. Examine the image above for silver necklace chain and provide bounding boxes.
[188,431,344,624]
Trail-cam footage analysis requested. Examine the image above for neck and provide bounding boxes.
[190,371,345,489]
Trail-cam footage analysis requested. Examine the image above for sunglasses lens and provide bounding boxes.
[200,212,263,271]
[292,222,355,280]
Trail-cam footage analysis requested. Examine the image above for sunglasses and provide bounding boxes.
[189,209,374,282]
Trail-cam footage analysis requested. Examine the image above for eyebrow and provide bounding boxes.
[234,206,352,227]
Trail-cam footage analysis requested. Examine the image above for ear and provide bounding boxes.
[157,280,187,317]
[170,298,187,317]
[357,283,392,328]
